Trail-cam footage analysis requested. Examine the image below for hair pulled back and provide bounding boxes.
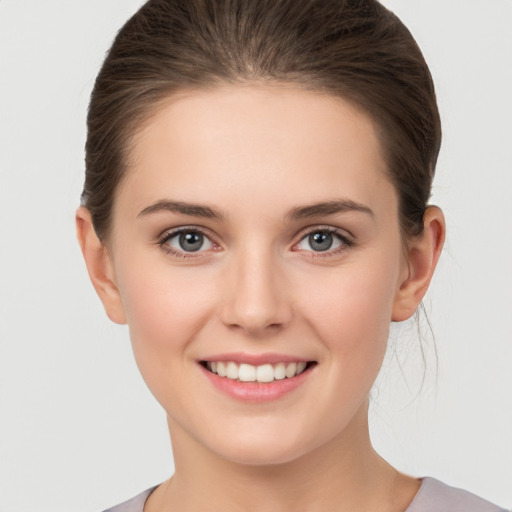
[82,0,441,241]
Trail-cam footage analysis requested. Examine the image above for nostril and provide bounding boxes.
[218,272,293,334]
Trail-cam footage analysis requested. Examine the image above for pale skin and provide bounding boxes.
[77,84,445,512]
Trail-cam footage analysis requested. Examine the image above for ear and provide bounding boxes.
[392,206,446,322]
[76,207,127,324]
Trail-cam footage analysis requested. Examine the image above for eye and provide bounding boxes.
[160,228,215,256]
[295,228,352,254]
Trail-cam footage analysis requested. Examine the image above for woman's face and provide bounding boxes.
[107,85,410,465]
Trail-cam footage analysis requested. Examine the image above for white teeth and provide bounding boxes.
[256,364,274,383]
[274,362,286,380]
[206,360,310,382]
[285,362,297,378]
[239,363,256,382]
[226,362,239,380]
[217,361,227,377]
[296,361,307,374]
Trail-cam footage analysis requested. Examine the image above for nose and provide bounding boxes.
[219,246,293,336]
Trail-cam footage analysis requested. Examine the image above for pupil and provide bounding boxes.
[309,232,333,251]
[179,232,203,252]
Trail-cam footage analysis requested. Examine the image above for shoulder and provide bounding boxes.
[406,477,508,512]
[101,486,157,512]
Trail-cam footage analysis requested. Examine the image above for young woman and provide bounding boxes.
[76,1,507,510]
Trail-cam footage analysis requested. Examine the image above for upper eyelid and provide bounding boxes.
[158,225,216,242]
[294,224,353,242]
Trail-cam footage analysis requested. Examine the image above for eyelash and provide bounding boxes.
[293,226,355,258]
[157,225,355,260]
[157,226,216,260]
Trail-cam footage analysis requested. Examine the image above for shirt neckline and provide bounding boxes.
[142,478,432,511]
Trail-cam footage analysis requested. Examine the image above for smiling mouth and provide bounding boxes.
[201,361,316,383]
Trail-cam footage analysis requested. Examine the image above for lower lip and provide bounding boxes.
[200,364,313,403]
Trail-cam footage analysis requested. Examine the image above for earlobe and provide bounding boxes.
[392,206,446,322]
[75,207,127,325]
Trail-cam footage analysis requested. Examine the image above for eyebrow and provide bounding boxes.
[285,199,374,221]
[138,200,225,220]
[137,198,373,222]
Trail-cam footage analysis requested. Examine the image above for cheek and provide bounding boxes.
[114,260,218,387]
[291,262,400,432]
[118,261,214,337]
[298,256,400,367]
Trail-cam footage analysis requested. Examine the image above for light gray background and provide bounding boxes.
[1,1,511,511]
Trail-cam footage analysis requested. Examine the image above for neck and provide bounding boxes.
[146,404,419,512]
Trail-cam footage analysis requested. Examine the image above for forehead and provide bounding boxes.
[119,84,396,222]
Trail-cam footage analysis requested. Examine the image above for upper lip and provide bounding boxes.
[199,352,314,366]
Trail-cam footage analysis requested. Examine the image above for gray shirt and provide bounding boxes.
[102,477,508,512]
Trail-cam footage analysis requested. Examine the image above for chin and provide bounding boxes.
[201,421,331,467]
[215,441,311,467]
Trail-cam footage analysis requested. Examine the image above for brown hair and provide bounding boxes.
[82,0,441,241]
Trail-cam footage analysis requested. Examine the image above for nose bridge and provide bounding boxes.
[220,239,291,334]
